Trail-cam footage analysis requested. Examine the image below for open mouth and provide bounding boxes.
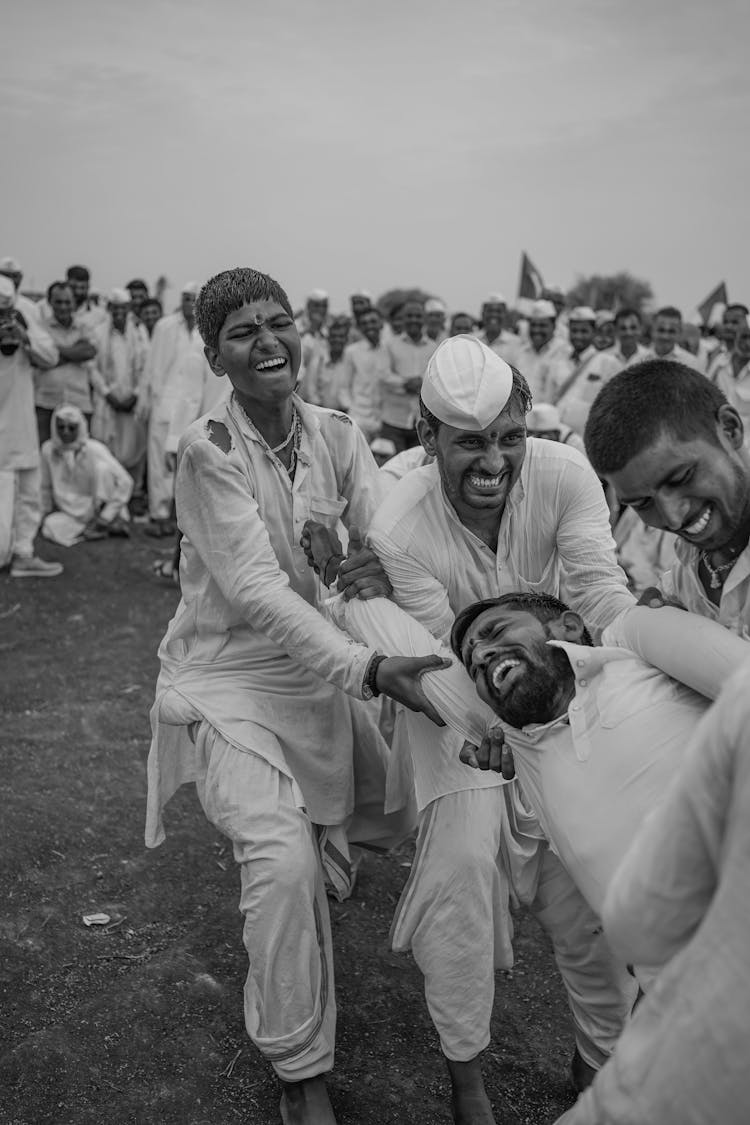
[682,504,712,537]
[255,356,288,372]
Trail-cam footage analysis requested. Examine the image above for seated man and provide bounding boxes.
[556,666,750,1125]
[40,404,133,545]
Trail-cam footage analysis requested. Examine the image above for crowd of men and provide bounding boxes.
[3,257,750,1125]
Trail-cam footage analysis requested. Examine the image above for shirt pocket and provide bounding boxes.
[307,495,348,529]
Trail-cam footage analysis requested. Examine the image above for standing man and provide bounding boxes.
[35,281,99,444]
[382,301,437,453]
[512,299,565,401]
[136,282,201,537]
[356,337,635,1123]
[0,276,62,578]
[550,307,620,437]
[477,294,517,363]
[339,306,388,441]
[608,308,649,369]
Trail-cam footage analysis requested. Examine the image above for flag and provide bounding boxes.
[518,252,545,300]
[697,281,728,325]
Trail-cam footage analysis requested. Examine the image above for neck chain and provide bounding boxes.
[700,551,736,590]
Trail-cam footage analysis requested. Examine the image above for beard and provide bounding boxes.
[485,645,573,728]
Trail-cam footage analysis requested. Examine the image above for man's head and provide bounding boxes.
[585,359,750,551]
[328,316,350,360]
[417,336,531,527]
[107,288,131,331]
[197,267,300,407]
[451,592,591,727]
[403,301,425,342]
[614,307,642,352]
[424,298,447,341]
[528,301,557,351]
[139,298,162,336]
[65,265,90,308]
[349,290,372,321]
[651,306,682,356]
[126,279,149,313]
[48,282,75,328]
[359,306,382,347]
[568,307,596,356]
[0,256,22,291]
[450,312,475,337]
[306,289,329,331]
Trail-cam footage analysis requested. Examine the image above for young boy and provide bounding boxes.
[145,268,447,1125]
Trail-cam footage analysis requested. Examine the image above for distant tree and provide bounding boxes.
[376,287,434,316]
[566,272,653,312]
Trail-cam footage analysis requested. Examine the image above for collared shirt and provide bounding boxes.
[34,317,98,413]
[339,338,388,438]
[550,346,621,436]
[0,318,58,469]
[512,337,567,401]
[146,395,387,845]
[606,342,651,370]
[382,333,437,429]
[659,535,750,637]
[503,638,709,917]
[139,311,200,423]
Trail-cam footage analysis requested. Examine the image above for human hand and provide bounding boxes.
[459,729,515,777]
[375,654,451,726]
[337,526,393,601]
[300,519,344,586]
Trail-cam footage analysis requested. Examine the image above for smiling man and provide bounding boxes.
[357,336,635,1123]
[584,359,750,630]
[144,267,449,1125]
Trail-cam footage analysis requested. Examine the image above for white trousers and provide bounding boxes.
[193,721,336,1082]
[0,466,41,565]
[147,414,175,520]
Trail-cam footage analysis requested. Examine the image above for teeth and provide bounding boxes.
[491,658,520,688]
[256,356,287,370]
[469,474,502,490]
[685,505,711,535]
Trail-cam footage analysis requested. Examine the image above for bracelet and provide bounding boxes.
[363,653,388,698]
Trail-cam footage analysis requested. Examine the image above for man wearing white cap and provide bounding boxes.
[512,299,567,401]
[476,294,518,364]
[136,282,201,536]
[0,276,63,578]
[347,336,635,1122]
[91,290,149,489]
[549,308,621,437]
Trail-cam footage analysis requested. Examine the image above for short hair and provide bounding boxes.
[654,306,682,322]
[614,307,641,327]
[584,359,729,475]
[195,267,294,350]
[66,265,90,283]
[419,365,532,433]
[450,591,592,660]
[47,280,72,302]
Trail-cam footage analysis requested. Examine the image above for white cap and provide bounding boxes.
[108,287,131,305]
[308,288,329,302]
[422,335,514,431]
[181,280,200,295]
[483,292,507,306]
[527,403,561,431]
[424,298,446,314]
[569,306,597,322]
[0,275,15,306]
[529,299,557,321]
[0,256,21,274]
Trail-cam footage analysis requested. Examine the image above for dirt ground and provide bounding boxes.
[0,531,577,1125]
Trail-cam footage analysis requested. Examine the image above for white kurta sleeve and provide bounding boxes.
[176,436,375,698]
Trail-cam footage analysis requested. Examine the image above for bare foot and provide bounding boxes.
[279,1075,337,1124]
[446,1056,497,1125]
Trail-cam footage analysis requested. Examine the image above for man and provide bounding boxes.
[584,360,750,629]
[144,266,449,1125]
[512,298,565,401]
[549,307,620,437]
[345,337,635,1123]
[476,294,517,363]
[381,301,437,452]
[555,665,750,1125]
[644,306,702,372]
[40,404,133,544]
[91,289,149,488]
[298,316,350,409]
[136,281,201,537]
[424,298,448,344]
[608,308,649,369]
[138,298,163,338]
[0,276,62,577]
[339,306,387,441]
[125,278,150,322]
[0,256,44,326]
[35,281,99,443]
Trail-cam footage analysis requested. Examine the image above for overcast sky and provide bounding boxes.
[3,0,748,315]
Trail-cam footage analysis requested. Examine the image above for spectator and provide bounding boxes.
[35,281,99,444]
[40,405,133,545]
[0,276,62,578]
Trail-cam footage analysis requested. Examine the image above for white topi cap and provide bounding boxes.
[421,335,514,431]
